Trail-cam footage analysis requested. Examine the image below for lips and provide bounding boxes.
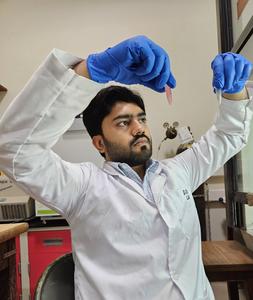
[132,137,149,146]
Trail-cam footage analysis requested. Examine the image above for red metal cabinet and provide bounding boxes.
[15,227,72,300]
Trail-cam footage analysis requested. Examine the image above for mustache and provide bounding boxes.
[130,134,151,147]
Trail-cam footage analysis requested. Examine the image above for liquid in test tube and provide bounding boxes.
[165,84,173,105]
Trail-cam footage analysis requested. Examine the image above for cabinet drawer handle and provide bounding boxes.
[43,238,63,246]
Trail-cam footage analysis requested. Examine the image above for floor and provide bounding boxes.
[211,282,247,300]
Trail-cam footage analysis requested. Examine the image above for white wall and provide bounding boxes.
[0,0,218,167]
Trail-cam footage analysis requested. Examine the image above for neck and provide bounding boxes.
[132,164,146,180]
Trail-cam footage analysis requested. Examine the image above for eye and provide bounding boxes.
[117,120,129,127]
[139,116,147,124]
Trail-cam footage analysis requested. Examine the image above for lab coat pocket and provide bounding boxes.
[176,189,199,239]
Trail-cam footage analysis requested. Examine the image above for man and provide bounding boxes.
[0,36,252,299]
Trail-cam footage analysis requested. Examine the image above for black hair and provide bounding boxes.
[82,85,145,138]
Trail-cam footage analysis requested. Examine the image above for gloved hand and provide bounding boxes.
[211,52,252,94]
[87,35,176,93]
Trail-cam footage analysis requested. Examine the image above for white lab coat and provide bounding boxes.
[0,49,252,300]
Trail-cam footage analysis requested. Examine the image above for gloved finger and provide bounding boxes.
[154,53,176,90]
[142,80,164,93]
[211,55,224,90]
[140,49,166,82]
[148,50,176,90]
[154,55,170,90]
[240,61,253,82]
[167,73,176,89]
[141,70,176,92]
[134,44,156,76]
[143,57,174,92]
[156,55,176,90]
[234,56,245,82]
[223,53,235,91]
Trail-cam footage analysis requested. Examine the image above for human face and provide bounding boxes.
[99,102,152,166]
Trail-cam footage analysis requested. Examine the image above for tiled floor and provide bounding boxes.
[211,282,246,300]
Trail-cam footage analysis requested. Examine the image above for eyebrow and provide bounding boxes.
[112,112,146,122]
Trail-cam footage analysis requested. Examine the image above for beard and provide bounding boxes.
[103,134,152,167]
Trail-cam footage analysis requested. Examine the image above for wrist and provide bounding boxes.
[73,60,90,79]
[222,87,249,101]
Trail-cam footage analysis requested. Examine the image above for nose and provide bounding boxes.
[131,119,145,136]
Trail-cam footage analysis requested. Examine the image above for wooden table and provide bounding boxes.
[0,223,29,300]
[202,240,253,300]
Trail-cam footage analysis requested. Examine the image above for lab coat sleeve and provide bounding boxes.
[0,49,104,219]
[163,83,253,193]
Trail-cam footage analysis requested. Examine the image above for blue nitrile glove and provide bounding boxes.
[87,35,176,93]
[211,52,252,94]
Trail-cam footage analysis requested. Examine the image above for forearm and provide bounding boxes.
[0,49,102,180]
[217,82,253,143]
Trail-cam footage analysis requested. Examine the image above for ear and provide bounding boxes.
[92,135,105,154]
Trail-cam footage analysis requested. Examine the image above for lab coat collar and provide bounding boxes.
[102,159,164,202]
[102,159,162,177]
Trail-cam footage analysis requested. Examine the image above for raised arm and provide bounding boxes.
[0,36,176,220]
[0,49,103,219]
[163,53,253,193]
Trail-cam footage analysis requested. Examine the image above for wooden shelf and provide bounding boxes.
[0,223,28,244]
[206,200,226,209]
[206,175,224,184]
[0,84,7,92]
